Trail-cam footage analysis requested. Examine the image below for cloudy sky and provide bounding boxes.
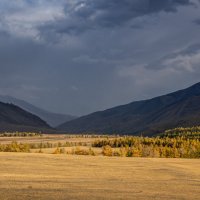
[0,0,200,116]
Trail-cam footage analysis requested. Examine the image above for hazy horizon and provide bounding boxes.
[0,81,199,117]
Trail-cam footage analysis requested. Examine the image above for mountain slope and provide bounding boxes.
[57,82,200,135]
[0,95,76,127]
[0,101,52,132]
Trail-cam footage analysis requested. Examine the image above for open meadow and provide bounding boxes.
[0,134,100,145]
[0,153,200,200]
[0,130,200,200]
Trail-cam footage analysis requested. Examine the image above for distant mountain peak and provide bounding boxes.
[57,82,200,136]
[0,101,52,132]
[187,82,200,91]
[0,95,76,127]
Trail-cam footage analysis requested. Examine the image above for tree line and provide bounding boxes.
[92,127,200,158]
[0,127,199,158]
[0,132,42,137]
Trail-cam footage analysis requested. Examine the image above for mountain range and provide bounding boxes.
[0,101,51,132]
[0,95,76,127]
[57,82,200,136]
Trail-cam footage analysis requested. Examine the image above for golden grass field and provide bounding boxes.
[0,153,200,200]
[0,134,99,145]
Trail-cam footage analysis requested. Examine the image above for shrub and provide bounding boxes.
[71,147,96,156]
[52,148,62,154]
[102,145,113,156]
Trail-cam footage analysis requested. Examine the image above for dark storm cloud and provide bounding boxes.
[68,0,192,26]
[39,0,192,35]
[0,0,200,115]
[193,18,200,24]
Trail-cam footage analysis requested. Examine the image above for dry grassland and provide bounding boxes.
[0,153,199,200]
[0,134,99,145]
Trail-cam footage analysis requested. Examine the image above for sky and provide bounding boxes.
[0,0,200,116]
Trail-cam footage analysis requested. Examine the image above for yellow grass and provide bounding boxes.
[0,134,100,145]
[0,153,199,200]
[30,146,102,155]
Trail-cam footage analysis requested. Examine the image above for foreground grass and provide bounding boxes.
[0,153,199,200]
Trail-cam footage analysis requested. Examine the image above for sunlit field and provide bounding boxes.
[1,128,200,158]
[0,153,200,200]
[0,130,200,200]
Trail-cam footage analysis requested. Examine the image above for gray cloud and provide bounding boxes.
[0,0,200,116]
[67,0,193,27]
[193,18,200,24]
[39,0,193,35]
[117,43,200,101]
[146,43,200,70]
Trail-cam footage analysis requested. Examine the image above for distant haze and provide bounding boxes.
[0,95,76,127]
[0,0,200,115]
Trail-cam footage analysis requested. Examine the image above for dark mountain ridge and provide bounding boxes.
[0,101,52,132]
[57,82,200,135]
[0,95,76,127]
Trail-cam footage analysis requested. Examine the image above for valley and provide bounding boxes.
[0,128,199,200]
[1,1,200,199]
